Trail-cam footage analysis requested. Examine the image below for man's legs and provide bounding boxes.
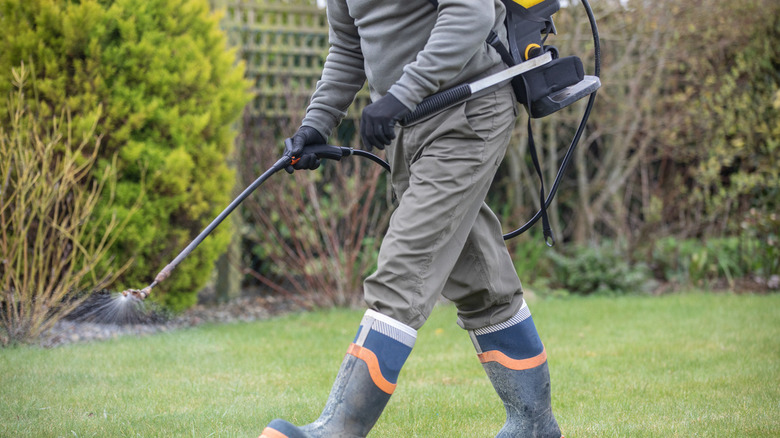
[364,86,518,330]
[261,86,518,438]
[441,201,525,328]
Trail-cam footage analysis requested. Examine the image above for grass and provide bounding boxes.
[1,292,778,437]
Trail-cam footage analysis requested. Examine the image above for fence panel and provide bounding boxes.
[212,0,369,120]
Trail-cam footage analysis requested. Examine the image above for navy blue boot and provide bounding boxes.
[260,309,416,438]
[470,301,562,438]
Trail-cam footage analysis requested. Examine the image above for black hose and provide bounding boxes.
[134,148,386,298]
[401,84,473,125]
[352,149,391,172]
[502,0,600,240]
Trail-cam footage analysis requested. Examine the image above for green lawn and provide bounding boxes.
[1,293,778,437]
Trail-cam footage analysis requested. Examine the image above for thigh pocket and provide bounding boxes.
[464,88,517,144]
[463,89,517,167]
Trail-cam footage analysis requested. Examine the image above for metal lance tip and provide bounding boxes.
[121,289,146,301]
[120,282,156,301]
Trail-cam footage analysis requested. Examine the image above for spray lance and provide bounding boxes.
[121,143,389,301]
[122,0,600,301]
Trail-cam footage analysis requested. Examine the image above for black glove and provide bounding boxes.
[360,93,410,151]
[284,126,326,174]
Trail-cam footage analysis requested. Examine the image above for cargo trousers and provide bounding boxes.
[364,84,525,331]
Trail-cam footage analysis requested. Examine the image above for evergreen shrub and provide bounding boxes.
[544,242,655,296]
[0,0,250,310]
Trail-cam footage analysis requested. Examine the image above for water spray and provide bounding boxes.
[67,290,167,325]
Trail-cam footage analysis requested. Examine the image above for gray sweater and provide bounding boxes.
[303,0,508,137]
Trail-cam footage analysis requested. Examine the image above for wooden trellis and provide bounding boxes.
[212,0,369,120]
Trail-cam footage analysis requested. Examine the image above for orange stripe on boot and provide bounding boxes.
[347,343,397,395]
[259,427,288,438]
[478,347,547,371]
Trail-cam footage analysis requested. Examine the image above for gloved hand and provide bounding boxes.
[284,126,327,174]
[360,93,410,151]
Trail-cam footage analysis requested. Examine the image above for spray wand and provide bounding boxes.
[121,142,389,301]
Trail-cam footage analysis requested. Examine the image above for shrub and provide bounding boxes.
[0,64,132,345]
[653,0,780,238]
[508,231,550,286]
[740,208,780,280]
[544,241,655,296]
[237,115,391,308]
[648,235,779,289]
[0,0,251,310]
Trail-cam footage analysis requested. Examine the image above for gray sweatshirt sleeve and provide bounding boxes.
[301,1,366,139]
[388,0,496,110]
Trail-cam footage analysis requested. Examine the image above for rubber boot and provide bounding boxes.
[260,309,416,438]
[469,301,562,438]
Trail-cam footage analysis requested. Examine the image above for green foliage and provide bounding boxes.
[0,64,132,345]
[651,237,737,286]
[740,208,780,278]
[0,0,251,310]
[544,242,655,296]
[508,233,550,285]
[649,235,779,288]
[656,0,780,234]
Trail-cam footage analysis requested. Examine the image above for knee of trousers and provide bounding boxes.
[363,270,428,330]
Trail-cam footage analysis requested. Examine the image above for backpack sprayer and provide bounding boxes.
[122,0,600,302]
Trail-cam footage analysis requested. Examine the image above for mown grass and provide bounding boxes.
[1,292,778,437]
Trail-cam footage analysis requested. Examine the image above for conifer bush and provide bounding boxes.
[0,0,250,310]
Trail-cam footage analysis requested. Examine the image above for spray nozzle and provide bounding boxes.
[121,289,147,301]
[121,281,156,301]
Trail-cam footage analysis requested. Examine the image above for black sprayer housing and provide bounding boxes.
[500,0,600,118]
[504,0,560,64]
